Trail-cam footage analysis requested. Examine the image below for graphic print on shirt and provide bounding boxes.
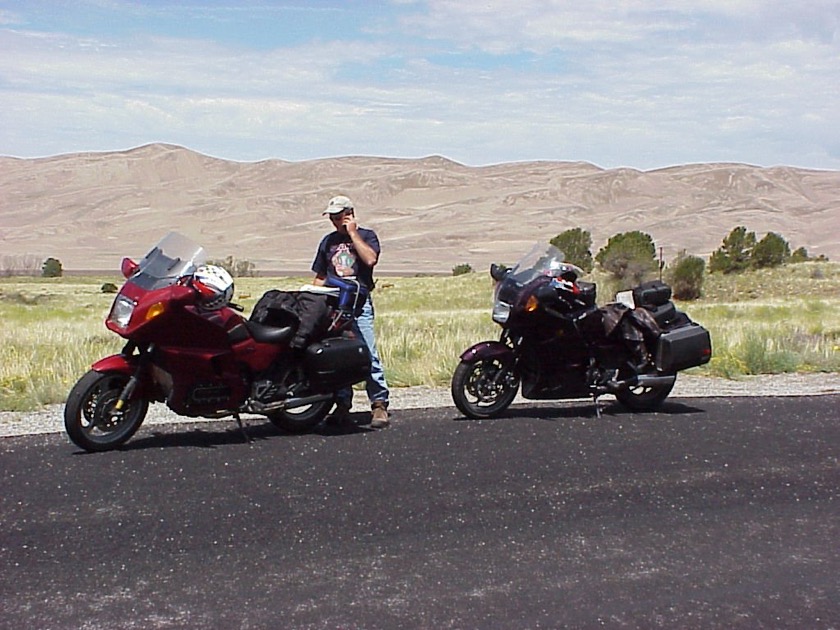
[331,243,357,277]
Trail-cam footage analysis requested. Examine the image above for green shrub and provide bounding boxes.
[550,228,594,273]
[595,231,657,289]
[709,226,756,274]
[452,263,473,276]
[667,251,705,300]
[752,232,790,269]
[41,257,63,278]
[790,247,810,263]
[736,333,799,374]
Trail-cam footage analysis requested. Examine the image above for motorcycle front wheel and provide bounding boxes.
[267,399,333,433]
[451,358,520,419]
[64,370,149,452]
[614,370,676,411]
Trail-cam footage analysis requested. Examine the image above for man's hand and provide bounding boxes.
[341,213,358,235]
[342,212,377,267]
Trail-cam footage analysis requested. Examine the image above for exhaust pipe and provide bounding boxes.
[247,393,334,414]
[604,373,676,393]
[634,374,676,388]
[282,393,334,409]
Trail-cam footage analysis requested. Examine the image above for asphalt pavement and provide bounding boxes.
[1,395,838,629]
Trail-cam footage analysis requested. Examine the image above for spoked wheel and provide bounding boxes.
[614,370,676,411]
[267,398,333,433]
[64,370,149,452]
[451,358,520,419]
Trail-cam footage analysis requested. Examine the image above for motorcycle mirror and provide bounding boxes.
[120,257,139,279]
[490,263,509,282]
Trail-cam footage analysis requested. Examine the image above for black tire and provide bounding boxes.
[451,358,520,419]
[267,398,333,433]
[615,371,676,411]
[64,370,149,452]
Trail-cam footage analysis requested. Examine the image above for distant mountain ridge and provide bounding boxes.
[1,143,838,273]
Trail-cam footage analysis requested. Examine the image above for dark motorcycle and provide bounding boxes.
[64,232,370,452]
[451,243,712,418]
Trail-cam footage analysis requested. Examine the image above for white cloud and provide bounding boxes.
[0,0,838,169]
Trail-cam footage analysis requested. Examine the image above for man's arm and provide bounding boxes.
[344,216,378,267]
[311,236,328,285]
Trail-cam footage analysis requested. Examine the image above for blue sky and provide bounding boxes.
[1,0,839,170]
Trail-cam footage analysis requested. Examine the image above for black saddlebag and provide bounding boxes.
[655,324,712,373]
[633,280,672,308]
[304,336,371,393]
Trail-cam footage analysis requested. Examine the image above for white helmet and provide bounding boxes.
[192,265,234,310]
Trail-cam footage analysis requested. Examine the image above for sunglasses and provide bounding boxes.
[330,209,354,220]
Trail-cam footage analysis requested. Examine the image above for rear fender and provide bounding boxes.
[459,341,514,363]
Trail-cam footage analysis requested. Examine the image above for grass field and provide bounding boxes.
[2,262,839,411]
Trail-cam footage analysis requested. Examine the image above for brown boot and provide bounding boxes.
[370,402,390,429]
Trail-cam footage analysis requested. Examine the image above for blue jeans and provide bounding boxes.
[337,295,389,408]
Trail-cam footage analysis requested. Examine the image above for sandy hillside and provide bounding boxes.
[1,143,838,274]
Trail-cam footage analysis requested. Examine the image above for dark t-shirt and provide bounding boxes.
[311,228,380,289]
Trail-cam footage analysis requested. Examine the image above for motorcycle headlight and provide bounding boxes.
[492,301,512,324]
[108,295,136,329]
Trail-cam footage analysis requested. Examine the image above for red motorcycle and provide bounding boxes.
[64,232,370,452]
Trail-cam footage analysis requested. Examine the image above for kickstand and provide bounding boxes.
[592,395,603,419]
[234,413,252,443]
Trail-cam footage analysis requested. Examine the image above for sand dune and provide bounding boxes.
[1,143,838,274]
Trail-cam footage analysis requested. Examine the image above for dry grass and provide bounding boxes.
[2,262,839,411]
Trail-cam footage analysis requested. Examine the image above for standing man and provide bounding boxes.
[312,195,390,428]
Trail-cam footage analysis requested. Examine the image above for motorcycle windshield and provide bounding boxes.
[128,232,207,291]
[494,243,583,304]
[507,243,568,285]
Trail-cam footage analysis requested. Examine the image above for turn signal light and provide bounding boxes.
[525,295,539,312]
[145,302,166,321]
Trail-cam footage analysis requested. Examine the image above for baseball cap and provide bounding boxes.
[323,195,354,215]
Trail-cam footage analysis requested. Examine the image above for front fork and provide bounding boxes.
[114,342,149,413]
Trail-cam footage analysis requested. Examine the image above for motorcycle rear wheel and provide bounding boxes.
[615,370,676,411]
[267,399,333,433]
[64,370,149,452]
[451,358,520,419]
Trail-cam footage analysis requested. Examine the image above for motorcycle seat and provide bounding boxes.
[243,320,296,345]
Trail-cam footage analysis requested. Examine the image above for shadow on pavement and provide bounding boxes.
[68,414,375,453]
[449,399,707,422]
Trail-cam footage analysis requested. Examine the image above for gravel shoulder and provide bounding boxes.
[3,372,840,439]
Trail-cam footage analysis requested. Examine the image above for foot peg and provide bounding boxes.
[252,379,286,403]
